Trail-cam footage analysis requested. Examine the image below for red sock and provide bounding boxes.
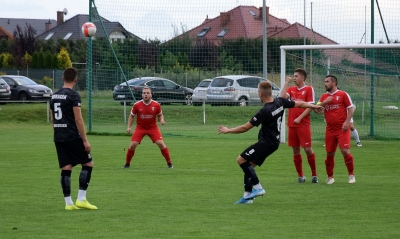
[161,147,171,165]
[126,149,135,165]
[344,154,354,175]
[307,153,317,176]
[293,154,303,177]
[325,155,335,178]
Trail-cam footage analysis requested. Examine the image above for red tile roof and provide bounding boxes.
[269,22,369,65]
[184,5,290,42]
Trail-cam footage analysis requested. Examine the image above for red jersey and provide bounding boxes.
[286,85,315,127]
[319,90,353,131]
[131,100,162,130]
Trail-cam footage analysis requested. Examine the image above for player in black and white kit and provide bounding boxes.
[50,67,97,210]
[218,80,323,204]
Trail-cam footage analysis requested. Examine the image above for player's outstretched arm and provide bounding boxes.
[218,122,254,135]
[294,101,324,112]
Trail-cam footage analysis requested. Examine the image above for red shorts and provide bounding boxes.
[325,128,351,152]
[288,126,312,147]
[131,127,163,143]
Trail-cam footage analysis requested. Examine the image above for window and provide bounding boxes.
[249,11,256,16]
[44,32,55,40]
[217,29,229,37]
[197,27,210,37]
[163,80,177,88]
[63,32,73,40]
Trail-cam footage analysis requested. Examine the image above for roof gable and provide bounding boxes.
[0,18,57,37]
[36,14,143,42]
[183,5,290,42]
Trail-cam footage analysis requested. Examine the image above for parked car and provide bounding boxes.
[206,75,280,106]
[192,79,212,106]
[0,77,11,101]
[113,77,193,105]
[0,75,53,101]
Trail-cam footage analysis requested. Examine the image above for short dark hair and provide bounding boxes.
[63,67,78,83]
[326,75,338,85]
[294,68,307,79]
[258,80,272,97]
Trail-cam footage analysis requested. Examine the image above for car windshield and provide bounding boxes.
[198,80,211,87]
[0,78,6,84]
[13,76,37,85]
[210,78,234,87]
[121,78,148,86]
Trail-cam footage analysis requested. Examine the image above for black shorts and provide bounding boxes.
[55,139,93,168]
[240,141,279,166]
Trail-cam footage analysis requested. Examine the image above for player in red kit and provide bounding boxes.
[280,68,318,183]
[123,86,172,169]
[317,75,355,184]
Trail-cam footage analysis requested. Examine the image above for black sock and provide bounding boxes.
[79,166,93,190]
[239,162,260,186]
[243,174,253,193]
[60,170,72,197]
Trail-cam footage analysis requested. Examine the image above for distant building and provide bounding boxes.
[36,11,143,43]
[0,17,57,40]
[178,5,369,66]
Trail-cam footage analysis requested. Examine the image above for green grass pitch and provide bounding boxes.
[1,123,399,238]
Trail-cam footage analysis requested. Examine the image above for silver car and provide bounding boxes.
[192,79,212,106]
[206,75,280,106]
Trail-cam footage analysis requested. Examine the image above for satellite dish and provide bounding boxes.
[63,8,68,15]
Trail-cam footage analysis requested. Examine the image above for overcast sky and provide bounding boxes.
[1,0,398,44]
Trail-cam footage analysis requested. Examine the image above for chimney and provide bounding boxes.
[57,11,64,26]
[45,20,52,31]
[258,7,270,24]
[220,12,230,27]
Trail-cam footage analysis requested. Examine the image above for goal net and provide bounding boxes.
[81,0,400,140]
[280,44,400,141]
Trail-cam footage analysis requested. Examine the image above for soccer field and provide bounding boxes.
[1,123,399,238]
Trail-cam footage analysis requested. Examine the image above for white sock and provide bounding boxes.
[244,192,251,198]
[352,129,360,143]
[77,190,86,201]
[254,183,263,190]
[64,196,74,206]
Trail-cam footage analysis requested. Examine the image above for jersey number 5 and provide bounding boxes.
[53,103,62,120]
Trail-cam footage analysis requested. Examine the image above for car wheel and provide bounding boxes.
[184,94,192,105]
[18,92,28,101]
[238,97,248,106]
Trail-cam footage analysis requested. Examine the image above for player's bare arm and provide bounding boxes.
[314,96,333,113]
[342,106,355,132]
[294,101,323,110]
[294,108,313,124]
[279,76,292,98]
[127,114,134,133]
[73,106,91,152]
[157,112,165,125]
[218,122,254,135]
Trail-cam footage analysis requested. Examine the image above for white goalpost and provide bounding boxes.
[279,43,400,143]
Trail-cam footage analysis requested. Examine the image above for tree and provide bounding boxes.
[13,23,38,68]
[21,51,32,71]
[57,47,72,69]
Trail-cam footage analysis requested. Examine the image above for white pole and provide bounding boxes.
[280,48,286,143]
[203,101,206,124]
[47,100,50,123]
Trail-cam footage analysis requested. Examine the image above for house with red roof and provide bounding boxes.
[179,5,369,67]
